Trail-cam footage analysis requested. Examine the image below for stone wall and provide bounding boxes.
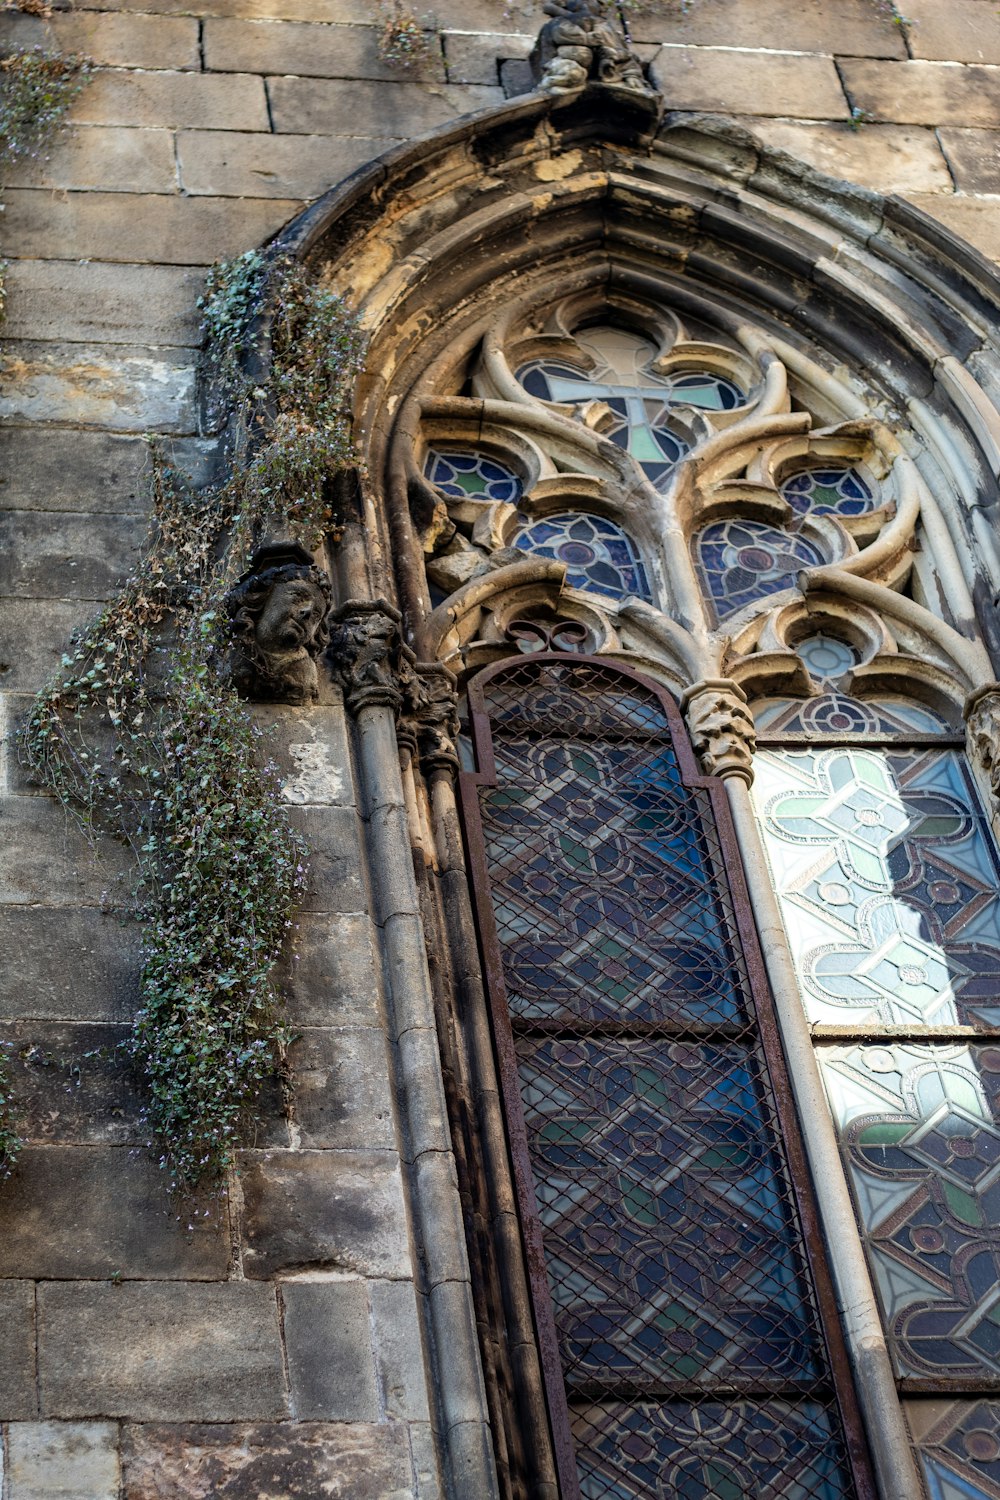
[2,1,1000,1496]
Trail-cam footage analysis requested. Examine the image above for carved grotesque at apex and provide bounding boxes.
[225,541,333,704]
[531,0,651,94]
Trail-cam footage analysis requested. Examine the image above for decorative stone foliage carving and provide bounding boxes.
[412,663,461,774]
[328,598,407,716]
[226,541,333,705]
[530,0,652,95]
[681,679,757,784]
[966,685,1000,803]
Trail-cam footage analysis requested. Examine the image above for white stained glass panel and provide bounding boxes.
[753,748,1000,1029]
[820,1042,1000,1383]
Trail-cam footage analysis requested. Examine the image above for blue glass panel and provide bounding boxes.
[694,520,827,617]
[426,448,523,503]
[516,511,653,602]
[782,465,878,518]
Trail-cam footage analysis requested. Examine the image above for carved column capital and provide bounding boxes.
[680,678,757,785]
[965,683,1000,804]
[328,598,407,717]
[415,662,461,776]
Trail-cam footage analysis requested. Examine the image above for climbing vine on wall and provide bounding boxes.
[19,251,366,1191]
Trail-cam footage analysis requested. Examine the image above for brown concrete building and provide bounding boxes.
[4,3,1000,1497]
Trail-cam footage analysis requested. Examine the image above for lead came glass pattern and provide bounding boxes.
[908,1399,1000,1498]
[514,513,653,602]
[694,520,827,619]
[822,1043,1000,1385]
[425,448,523,503]
[472,658,859,1499]
[782,467,878,518]
[755,695,957,738]
[573,1400,851,1500]
[754,749,1000,1032]
[516,326,744,492]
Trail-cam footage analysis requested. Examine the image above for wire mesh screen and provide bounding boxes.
[469,657,865,1499]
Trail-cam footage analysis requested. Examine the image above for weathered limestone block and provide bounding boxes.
[371,1278,431,1422]
[4,125,177,195]
[203,17,447,82]
[240,1149,410,1279]
[276,912,383,1027]
[72,70,270,130]
[288,1028,395,1149]
[1,191,300,268]
[0,13,199,69]
[0,511,146,602]
[0,907,140,1022]
[120,1421,415,1500]
[5,1422,120,1500]
[840,58,1000,128]
[0,1148,230,1279]
[282,806,365,913]
[661,46,851,118]
[177,129,400,200]
[1,263,206,349]
[281,1281,379,1420]
[0,1282,37,1420]
[38,1283,287,1420]
[0,1022,137,1145]
[0,343,197,434]
[266,76,502,135]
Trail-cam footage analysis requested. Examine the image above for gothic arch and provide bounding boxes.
[221,78,1000,1500]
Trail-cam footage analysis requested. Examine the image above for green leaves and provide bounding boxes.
[18,259,364,1193]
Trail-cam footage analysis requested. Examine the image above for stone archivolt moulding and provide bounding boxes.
[244,87,1000,796]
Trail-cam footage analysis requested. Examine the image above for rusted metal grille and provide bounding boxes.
[460,656,875,1500]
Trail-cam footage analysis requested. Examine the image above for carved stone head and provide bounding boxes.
[226,542,333,704]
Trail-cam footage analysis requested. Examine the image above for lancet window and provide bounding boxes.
[406,273,1000,1499]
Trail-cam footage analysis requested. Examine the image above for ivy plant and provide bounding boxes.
[20,252,366,1191]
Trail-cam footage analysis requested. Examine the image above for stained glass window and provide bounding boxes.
[515,512,652,602]
[754,694,957,738]
[752,705,1000,1497]
[782,467,878,518]
[463,656,867,1499]
[516,325,744,493]
[694,520,827,618]
[425,448,523,503]
[755,748,1000,1032]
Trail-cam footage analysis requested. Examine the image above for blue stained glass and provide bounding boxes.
[782,465,878,518]
[516,511,653,602]
[426,448,523,503]
[694,520,827,618]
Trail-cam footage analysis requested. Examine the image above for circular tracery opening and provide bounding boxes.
[514,510,652,602]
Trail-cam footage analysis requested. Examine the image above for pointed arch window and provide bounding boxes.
[460,653,874,1499]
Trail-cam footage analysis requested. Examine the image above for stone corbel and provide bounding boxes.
[327,598,408,717]
[680,678,757,784]
[965,684,1000,805]
[225,541,333,705]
